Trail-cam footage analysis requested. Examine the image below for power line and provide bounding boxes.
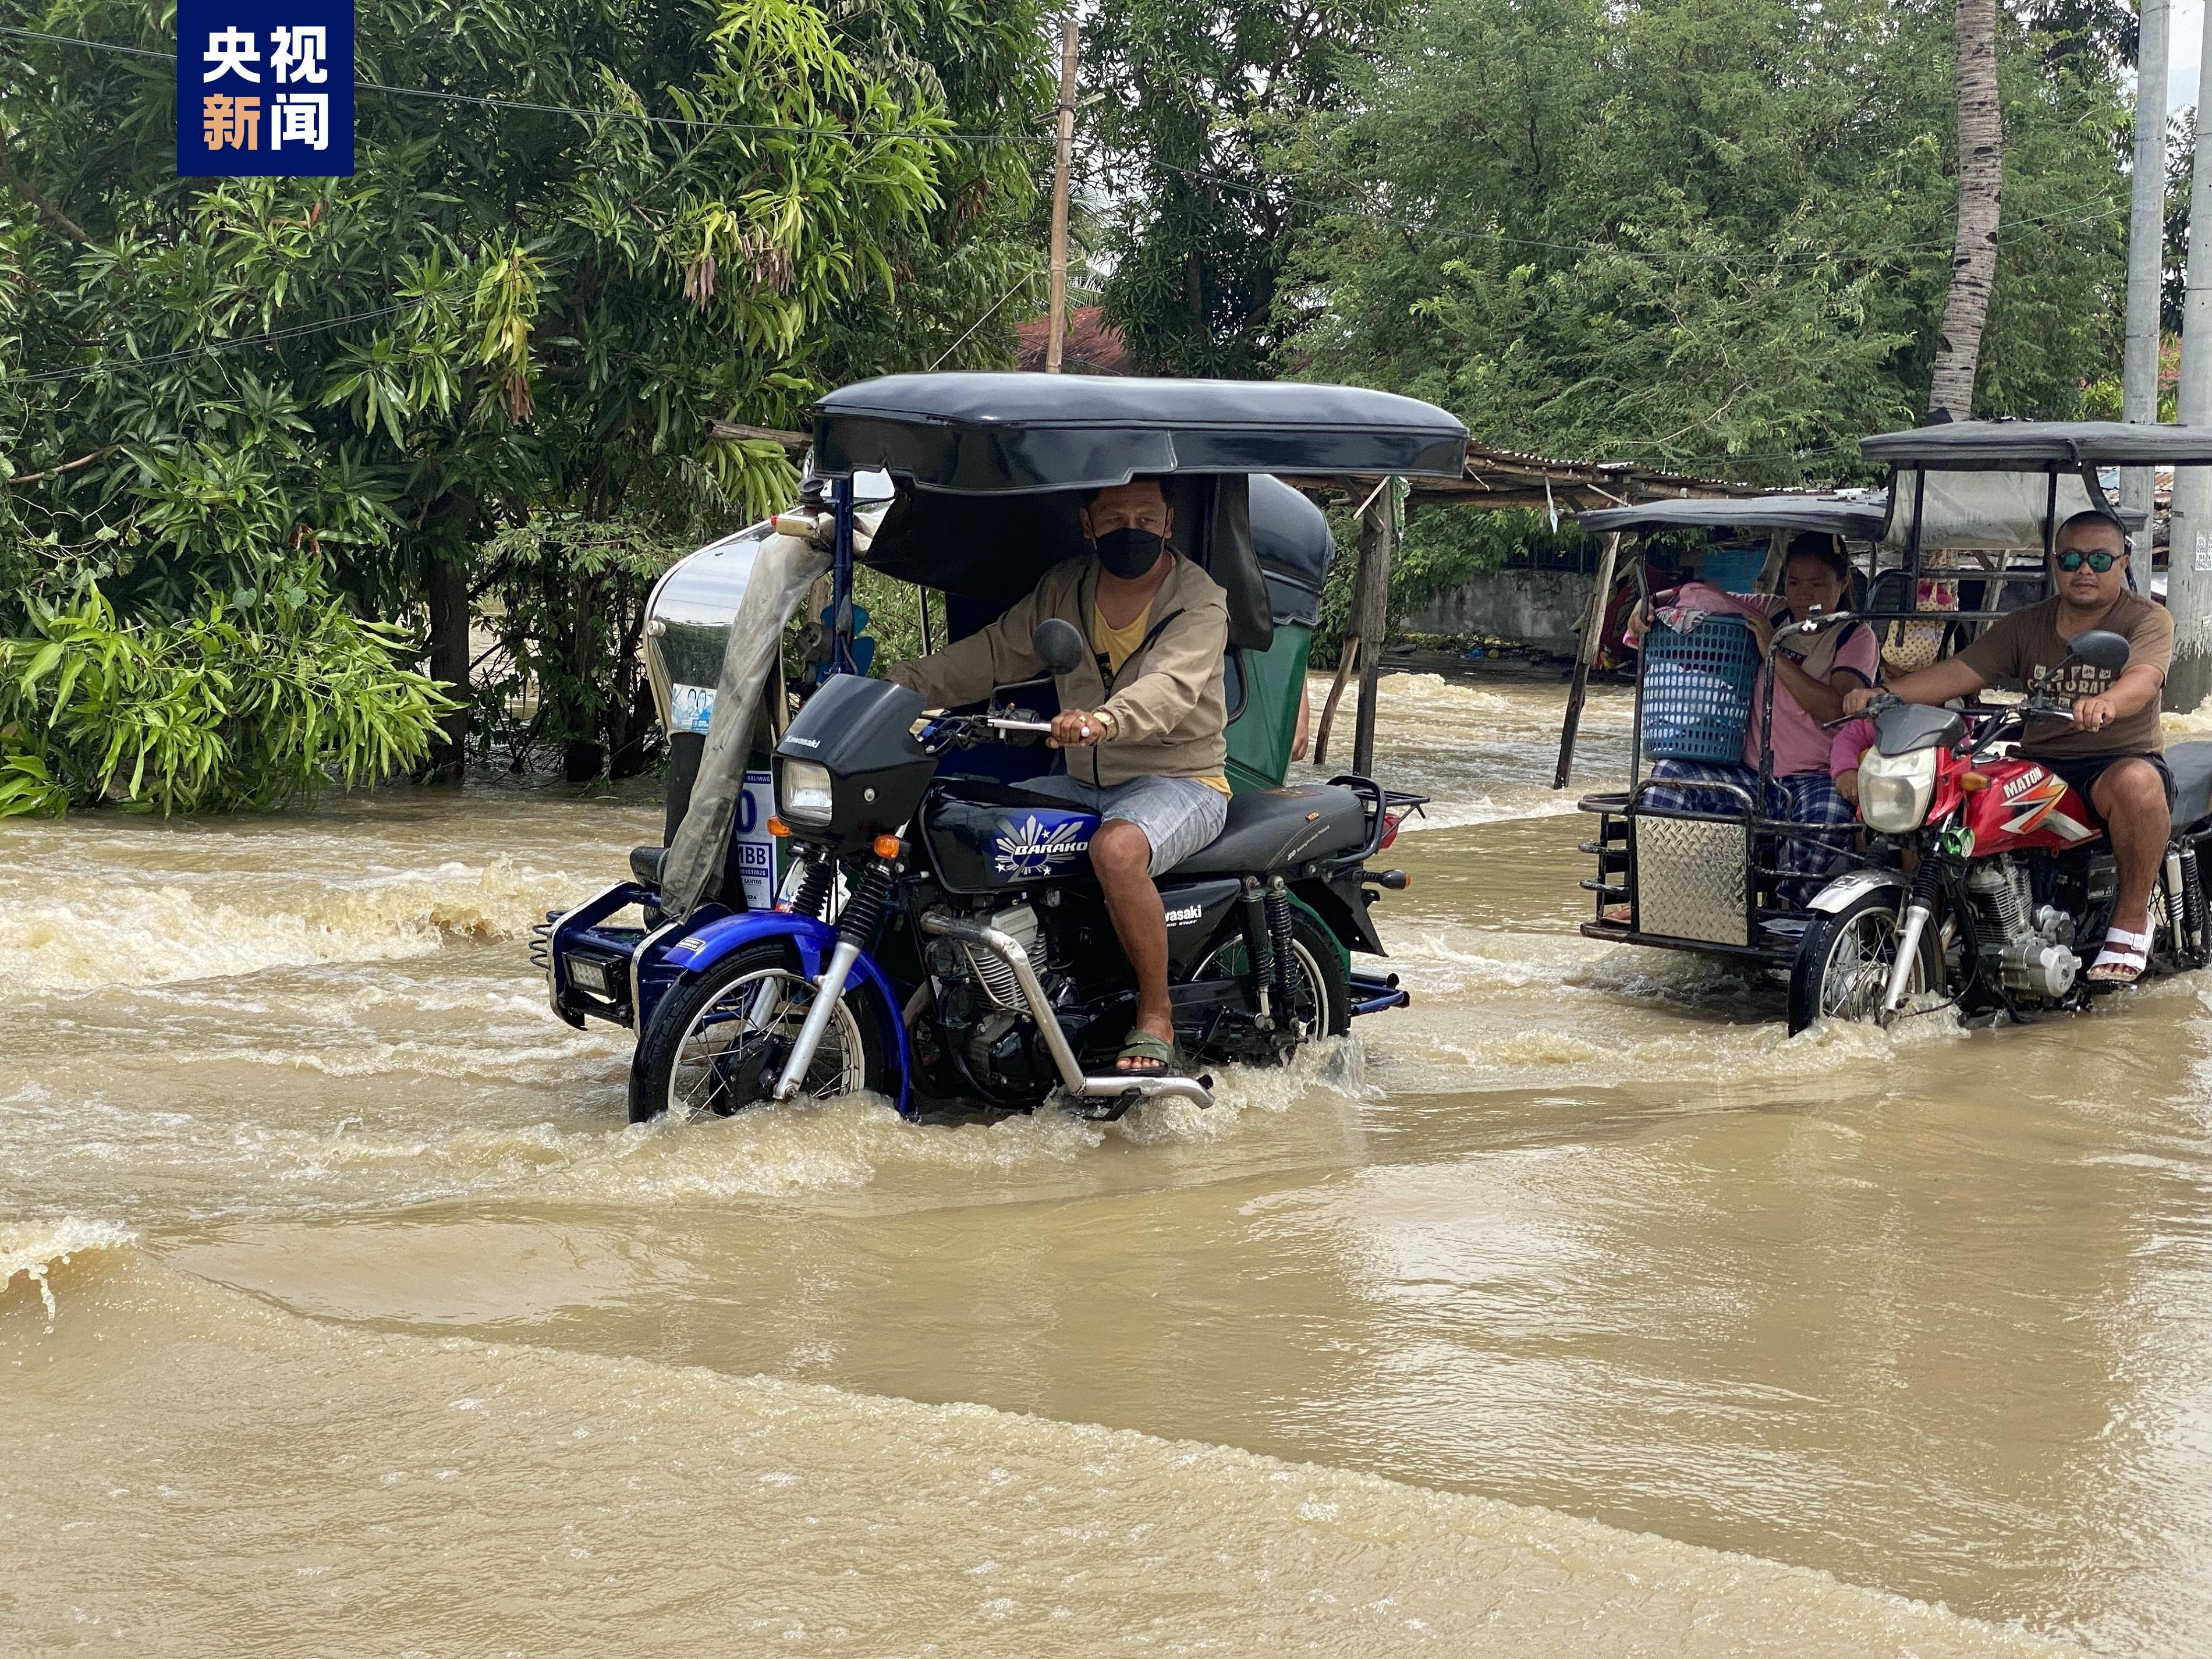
[22,300,417,383]
[1158,160,2131,268]
[8,26,2133,271]
[0,27,1055,145]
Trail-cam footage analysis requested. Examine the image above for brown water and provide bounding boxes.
[8,671,2212,1656]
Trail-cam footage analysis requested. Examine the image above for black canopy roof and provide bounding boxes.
[1859,420,2212,468]
[1576,494,1889,540]
[1250,474,1334,627]
[810,373,1467,494]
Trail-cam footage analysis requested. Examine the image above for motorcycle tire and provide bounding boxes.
[1788,889,1943,1036]
[1194,904,1353,1058]
[628,940,891,1123]
[1293,907,1356,1042]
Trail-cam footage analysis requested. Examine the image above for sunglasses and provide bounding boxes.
[2055,548,2120,573]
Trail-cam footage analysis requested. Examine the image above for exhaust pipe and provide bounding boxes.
[920,912,1214,1111]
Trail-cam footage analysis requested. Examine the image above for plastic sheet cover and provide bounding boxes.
[660,531,829,918]
[1881,470,2108,553]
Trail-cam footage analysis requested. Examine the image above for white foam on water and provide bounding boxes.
[0,1216,138,1325]
[13,858,574,994]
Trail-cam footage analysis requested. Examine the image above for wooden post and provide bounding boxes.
[1313,637,1357,767]
[1350,480,1395,777]
[1553,531,1621,790]
[1045,18,1078,374]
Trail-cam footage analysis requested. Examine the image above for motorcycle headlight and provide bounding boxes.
[1858,749,1938,834]
[778,759,835,827]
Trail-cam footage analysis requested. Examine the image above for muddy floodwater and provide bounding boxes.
[12,671,2212,1656]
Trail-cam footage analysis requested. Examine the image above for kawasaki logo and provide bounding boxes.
[1164,903,1203,926]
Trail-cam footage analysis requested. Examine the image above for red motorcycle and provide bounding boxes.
[1790,629,2212,1031]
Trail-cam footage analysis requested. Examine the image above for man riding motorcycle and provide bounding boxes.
[883,477,1231,1074]
[1842,508,2175,984]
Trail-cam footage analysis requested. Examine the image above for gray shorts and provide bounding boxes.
[1019,773,1230,876]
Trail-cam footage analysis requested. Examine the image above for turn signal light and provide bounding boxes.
[767,816,791,836]
[873,834,903,860]
[1959,772,1990,793]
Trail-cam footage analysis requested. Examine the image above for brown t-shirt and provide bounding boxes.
[1955,590,2174,758]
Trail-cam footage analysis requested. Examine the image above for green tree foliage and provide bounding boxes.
[1083,0,1398,375]
[1,0,1048,790]
[0,581,452,816]
[1278,0,2129,484]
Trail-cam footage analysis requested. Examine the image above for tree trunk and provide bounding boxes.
[424,555,471,785]
[562,570,605,784]
[1927,0,2003,420]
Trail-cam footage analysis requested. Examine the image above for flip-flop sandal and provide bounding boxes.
[2088,925,2154,985]
[1115,1030,1183,1076]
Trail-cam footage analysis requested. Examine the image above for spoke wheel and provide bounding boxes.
[629,941,887,1123]
[1789,889,1937,1034]
[1192,905,1351,1061]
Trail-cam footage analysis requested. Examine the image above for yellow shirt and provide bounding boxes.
[1091,594,1231,795]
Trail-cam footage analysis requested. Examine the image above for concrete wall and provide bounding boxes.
[1402,569,1597,654]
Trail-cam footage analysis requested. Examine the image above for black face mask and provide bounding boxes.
[1094,527,1165,579]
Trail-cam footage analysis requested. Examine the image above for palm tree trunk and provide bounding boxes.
[1927,0,2004,420]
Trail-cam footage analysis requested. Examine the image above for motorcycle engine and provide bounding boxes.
[1966,857,2079,1000]
[923,901,1069,1091]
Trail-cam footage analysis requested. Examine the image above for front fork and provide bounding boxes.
[1880,850,1949,1015]
[771,852,892,1101]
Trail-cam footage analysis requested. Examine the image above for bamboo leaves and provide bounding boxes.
[0,582,453,817]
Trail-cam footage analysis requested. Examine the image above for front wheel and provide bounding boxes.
[1788,889,1941,1035]
[628,940,891,1123]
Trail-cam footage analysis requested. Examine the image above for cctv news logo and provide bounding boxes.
[177,0,354,176]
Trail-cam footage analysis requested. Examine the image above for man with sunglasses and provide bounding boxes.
[1841,508,2174,984]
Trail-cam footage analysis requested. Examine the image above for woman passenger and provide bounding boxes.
[1627,534,1877,901]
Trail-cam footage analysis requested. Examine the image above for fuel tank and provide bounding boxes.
[921,779,1102,895]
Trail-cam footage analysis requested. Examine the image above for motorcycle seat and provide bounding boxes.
[629,844,669,888]
[1170,783,1368,876]
[2168,741,2212,832]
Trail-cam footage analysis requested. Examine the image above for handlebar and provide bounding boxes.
[918,712,1057,754]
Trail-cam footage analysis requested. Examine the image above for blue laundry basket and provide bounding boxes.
[1641,615,1760,764]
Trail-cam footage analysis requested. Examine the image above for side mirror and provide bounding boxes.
[1033,618,1088,678]
[2066,629,2131,675]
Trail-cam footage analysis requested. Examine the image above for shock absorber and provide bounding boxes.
[788,851,835,920]
[2164,849,2189,947]
[2184,843,2208,961]
[1240,876,1274,1025]
[1265,876,1298,1020]
[835,858,892,949]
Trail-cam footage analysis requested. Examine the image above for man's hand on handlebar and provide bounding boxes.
[1841,685,1880,718]
[2071,693,2121,734]
[1048,708,1115,750]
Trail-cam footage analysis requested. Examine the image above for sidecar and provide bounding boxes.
[534,373,1467,1115]
[1571,444,2149,971]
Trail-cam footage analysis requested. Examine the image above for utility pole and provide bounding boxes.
[2168,13,2212,712]
[2122,0,2172,567]
[1045,17,1077,374]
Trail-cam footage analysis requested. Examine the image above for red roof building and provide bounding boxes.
[1012,305,1130,375]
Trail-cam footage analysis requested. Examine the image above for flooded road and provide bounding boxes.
[8,671,2211,1655]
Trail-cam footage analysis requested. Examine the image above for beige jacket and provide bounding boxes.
[884,553,1230,788]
